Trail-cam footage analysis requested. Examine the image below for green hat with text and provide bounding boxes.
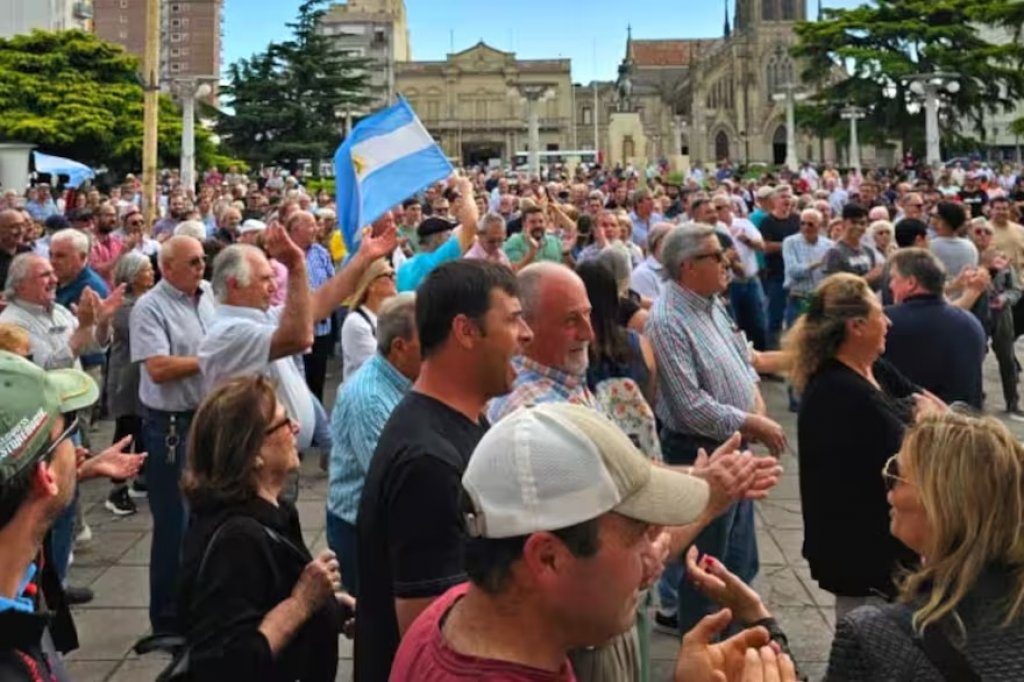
[0,351,98,486]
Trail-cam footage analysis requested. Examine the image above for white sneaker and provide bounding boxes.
[75,522,93,544]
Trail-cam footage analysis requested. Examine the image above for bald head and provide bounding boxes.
[515,262,593,374]
[286,210,319,251]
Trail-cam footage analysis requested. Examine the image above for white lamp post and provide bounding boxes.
[511,84,556,178]
[840,105,866,172]
[176,76,217,192]
[905,72,960,167]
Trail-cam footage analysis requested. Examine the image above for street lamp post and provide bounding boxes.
[513,84,556,178]
[905,72,960,167]
[772,83,807,172]
[175,76,217,193]
[840,105,866,172]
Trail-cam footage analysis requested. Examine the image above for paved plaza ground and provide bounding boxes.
[62,354,1024,681]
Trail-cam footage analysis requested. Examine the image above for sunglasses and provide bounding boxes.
[265,414,296,436]
[881,454,912,492]
[974,229,993,236]
[39,415,80,463]
[800,221,817,226]
[693,250,728,264]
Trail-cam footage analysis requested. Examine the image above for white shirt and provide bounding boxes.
[720,218,762,278]
[341,306,377,381]
[198,304,316,449]
[0,299,101,370]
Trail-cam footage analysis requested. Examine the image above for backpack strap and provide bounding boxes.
[354,307,376,335]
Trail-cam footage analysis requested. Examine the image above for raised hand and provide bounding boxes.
[292,550,342,616]
[358,222,397,261]
[96,284,127,325]
[73,286,98,327]
[675,609,771,682]
[264,222,305,269]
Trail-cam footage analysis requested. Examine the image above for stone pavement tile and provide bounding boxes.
[73,530,145,567]
[65,607,150,661]
[648,628,680,661]
[67,564,107,588]
[757,499,804,531]
[310,530,329,556]
[85,565,150,608]
[751,565,818,608]
[755,526,786,566]
[296,499,327,531]
[768,474,801,500]
[64,659,119,682]
[118,532,152,566]
[339,634,353,658]
[770,605,833,669]
[765,527,808,568]
[792,564,837,613]
[84,503,154,532]
[109,658,172,681]
[650,658,680,681]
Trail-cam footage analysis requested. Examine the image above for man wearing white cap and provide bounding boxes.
[390,403,780,681]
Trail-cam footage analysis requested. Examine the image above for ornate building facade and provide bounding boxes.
[395,42,574,166]
[573,0,875,170]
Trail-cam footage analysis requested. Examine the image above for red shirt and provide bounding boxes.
[389,584,577,682]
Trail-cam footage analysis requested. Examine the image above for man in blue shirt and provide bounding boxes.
[396,176,480,292]
[885,248,986,408]
[327,292,420,596]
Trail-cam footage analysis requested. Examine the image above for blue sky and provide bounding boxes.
[223,0,863,84]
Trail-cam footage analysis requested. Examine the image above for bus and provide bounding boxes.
[512,149,599,170]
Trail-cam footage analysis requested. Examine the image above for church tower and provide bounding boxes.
[734,0,806,31]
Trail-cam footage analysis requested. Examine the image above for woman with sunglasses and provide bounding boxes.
[685,410,1024,680]
[340,257,396,380]
[176,376,352,681]
[783,273,935,623]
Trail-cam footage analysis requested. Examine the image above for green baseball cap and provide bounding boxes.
[0,351,98,485]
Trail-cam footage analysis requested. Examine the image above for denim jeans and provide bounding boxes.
[763,278,787,350]
[325,512,359,597]
[728,278,768,351]
[657,428,759,637]
[50,430,85,584]
[784,296,807,411]
[143,409,192,634]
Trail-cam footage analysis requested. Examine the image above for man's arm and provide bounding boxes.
[265,225,313,360]
[454,178,480,254]
[309,226,398,323]
[781,238,811,283]
[144,356,201,384]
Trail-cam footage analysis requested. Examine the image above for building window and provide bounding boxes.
[581,106,592,125]
[475,100,486,121]
[426,100,440,120]
[170,18,180,28]
[171,3,181,11]
[120,0,128,7]
[170,32,182,42]
[170,62,182,73]
[118,30,128,39]
[120,14,128,23]
[171,48,180,57]
[180,17,189,27]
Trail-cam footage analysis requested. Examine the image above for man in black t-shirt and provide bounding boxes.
[757,187,800,348]
[354,260,533,682]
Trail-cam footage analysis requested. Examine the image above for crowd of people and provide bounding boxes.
[1,155,1024,681]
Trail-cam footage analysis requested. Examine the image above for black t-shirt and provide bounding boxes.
[960,189,989,218]
[758,213,800,281]
[354,391,489,682]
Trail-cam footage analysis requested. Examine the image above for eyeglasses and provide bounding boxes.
[39,416,79,463]
[881,454,912,492]
[974,229,993,236]
[800,221,818,226]
[692,250,728,264]
[265,414,296,435]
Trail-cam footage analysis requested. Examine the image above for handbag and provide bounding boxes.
[154,517,308,682]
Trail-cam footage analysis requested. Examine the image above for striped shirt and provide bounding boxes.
[305,243,335,336]
[647,281,758,440]
[782,233,834,295]
[487,356,597,423]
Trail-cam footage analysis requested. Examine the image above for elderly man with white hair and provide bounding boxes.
[648,224,787,637]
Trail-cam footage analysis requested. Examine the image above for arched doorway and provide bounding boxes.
[772,125,787,166]
[714,131,730,162]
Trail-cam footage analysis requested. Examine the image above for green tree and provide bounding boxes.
[792,0,1024,157]
[218,0,374,174]
[0,29,213,176]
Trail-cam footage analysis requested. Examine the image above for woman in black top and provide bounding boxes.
[783,273,922,621]
[177,376,350,682]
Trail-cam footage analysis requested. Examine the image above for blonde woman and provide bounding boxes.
[686,410,1024,680]
[869,219,896,258]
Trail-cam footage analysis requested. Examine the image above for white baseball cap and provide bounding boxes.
[239,219,267,234]
[463,403,709,539]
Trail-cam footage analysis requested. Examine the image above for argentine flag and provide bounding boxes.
[335,98,453,251]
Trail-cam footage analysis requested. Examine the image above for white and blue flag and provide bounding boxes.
[334,98,452,250]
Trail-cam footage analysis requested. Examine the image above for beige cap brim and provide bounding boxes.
[614,465,709,528]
